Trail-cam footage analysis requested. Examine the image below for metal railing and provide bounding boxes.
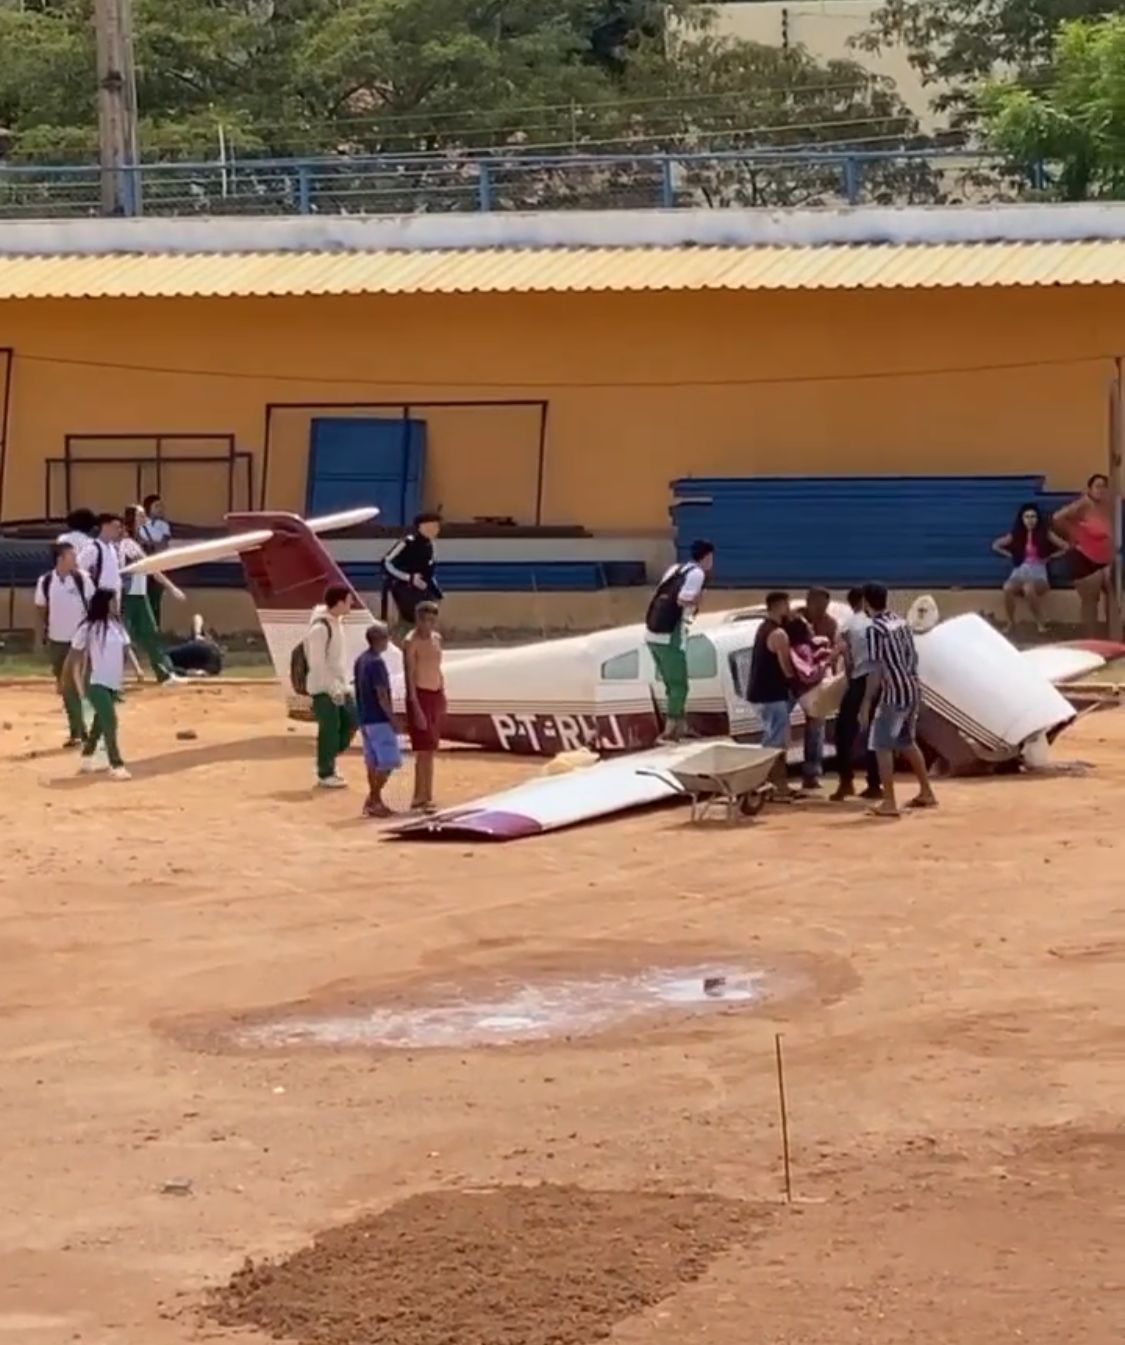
[0,148,1042,220]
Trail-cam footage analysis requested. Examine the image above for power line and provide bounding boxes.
[14,349,1114,391]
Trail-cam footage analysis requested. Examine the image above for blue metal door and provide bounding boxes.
[305,417,426,526]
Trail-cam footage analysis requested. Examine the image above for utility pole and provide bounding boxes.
[94,0,141,216]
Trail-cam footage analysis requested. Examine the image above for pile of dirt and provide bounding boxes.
[208,1184,756,1345]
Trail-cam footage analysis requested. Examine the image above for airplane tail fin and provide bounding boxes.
[222,508,401,716]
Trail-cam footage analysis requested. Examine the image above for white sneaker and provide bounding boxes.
[160,673,185,687]
[316,774,347,790]
[109,766,132,781]
[79,756,108,774]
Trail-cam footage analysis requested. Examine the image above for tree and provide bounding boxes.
[0,0,936,214]
[982,15,1125,200]
[858,0,1117,126]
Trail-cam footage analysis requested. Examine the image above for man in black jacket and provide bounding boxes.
[381,512,443,631]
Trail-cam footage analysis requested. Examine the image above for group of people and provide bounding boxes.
[292,511,449,815]
[645,545,935,818]
[37,497,179,780]
[992,473,1115,634]
[747,584,936,818]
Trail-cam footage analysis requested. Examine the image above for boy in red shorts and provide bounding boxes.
[404,600,445,812]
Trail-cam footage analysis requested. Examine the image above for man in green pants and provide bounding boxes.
[644,539,715,742]
[34,541,93,747]
[303,584,358,789]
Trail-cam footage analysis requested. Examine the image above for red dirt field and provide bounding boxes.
[0,680,1122,1345]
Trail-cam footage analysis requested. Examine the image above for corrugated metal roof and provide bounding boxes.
[2,240,1125,300]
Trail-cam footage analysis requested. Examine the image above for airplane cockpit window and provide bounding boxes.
[685,634,718,680]
[600,649,641,681]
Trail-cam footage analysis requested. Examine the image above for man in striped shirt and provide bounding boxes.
[859,582,936,817]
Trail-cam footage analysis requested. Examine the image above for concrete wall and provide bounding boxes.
[0,285,1119,531]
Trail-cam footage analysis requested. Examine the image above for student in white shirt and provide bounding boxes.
[68,587,132,780]
[643,539,715,742]
[34,541,94,747]
[138,494,172,625]
[303,585,357,788]
[120,503,184,682]
[77,512,124,599]
[56,507,98,554]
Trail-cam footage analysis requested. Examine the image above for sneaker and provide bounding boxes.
[802,777,822,792]
[63,737,83,750]
[79,756,107,774]
[108,765,132,781]
[829,783,855,802]
[859,785,884,801]
[159,673,185,687]
[316,775,347,790]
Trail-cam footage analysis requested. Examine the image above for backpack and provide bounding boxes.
[289,617,331,696]
[644,564,692,637]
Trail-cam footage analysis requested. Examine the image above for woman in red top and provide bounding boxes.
[1054,473,1114,634]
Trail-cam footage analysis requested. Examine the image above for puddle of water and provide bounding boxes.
[238,965,766,1051]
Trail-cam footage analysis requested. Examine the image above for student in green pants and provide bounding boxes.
[119,505,184,682]
[303,584,358,788]
[34,541,93,747]
[643,539,715,742]
[68,588,132,781]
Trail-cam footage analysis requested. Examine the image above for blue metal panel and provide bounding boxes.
[670,475,1102,588]
[306,417,425,526]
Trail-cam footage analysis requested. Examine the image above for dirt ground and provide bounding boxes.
[0,680,1122,1345]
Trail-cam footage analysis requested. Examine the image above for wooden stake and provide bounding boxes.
[1109,357,1124,642]
[774,1032,793,1203]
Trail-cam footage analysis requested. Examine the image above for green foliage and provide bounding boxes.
[983,15,1125,199]
[858,0,1117,123]
[0,0,918,165]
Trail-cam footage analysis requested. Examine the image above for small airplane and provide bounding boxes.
[122,506,1125,840]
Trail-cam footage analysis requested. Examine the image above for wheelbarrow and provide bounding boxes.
[646,743,784,824]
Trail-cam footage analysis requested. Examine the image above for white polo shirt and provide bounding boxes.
[646,562,707,645]
[139,517,172,552]
[34,569,94,643]
[118,536,148,596]
[77,538,121,595]
[71,619,130,692]
[57,529,93,552]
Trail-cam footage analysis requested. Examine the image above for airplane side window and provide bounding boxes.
[685,635,718,680]
[600,650,640,681]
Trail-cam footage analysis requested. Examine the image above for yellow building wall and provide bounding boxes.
[1,285,1120,530]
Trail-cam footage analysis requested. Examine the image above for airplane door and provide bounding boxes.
[642,633,728,736]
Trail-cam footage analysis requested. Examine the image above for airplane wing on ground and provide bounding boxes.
[390,740,739,841]
[1020,645,1108,685]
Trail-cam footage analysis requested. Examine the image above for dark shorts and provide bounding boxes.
[869,703,918,754]
[409,687,446,751]
[1069,551,1109,582]
[360,721,402,771]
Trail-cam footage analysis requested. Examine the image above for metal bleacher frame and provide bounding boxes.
[46,433,254,522]
[261,399,550,524]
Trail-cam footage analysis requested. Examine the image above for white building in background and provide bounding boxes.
[704,1,948,131]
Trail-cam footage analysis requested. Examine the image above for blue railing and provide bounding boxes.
[0,148,1039,220]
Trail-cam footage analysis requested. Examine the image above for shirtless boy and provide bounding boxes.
[403,601,445,812]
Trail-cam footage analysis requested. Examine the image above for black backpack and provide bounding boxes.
[644,564,691,636]
[289,617,331,696]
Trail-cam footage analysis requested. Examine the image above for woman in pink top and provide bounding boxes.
[1054,474,1114,634]
[992,503,1067,634]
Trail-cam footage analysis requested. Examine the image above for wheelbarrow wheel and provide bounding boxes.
[738,790,768,818]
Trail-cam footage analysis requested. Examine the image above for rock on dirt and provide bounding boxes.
[207,1184,755,1345]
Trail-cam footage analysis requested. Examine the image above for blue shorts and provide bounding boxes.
[1008,562,1048,587]
[755,700,792,749]
[360,721,402,771]
[868,703,917,753]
